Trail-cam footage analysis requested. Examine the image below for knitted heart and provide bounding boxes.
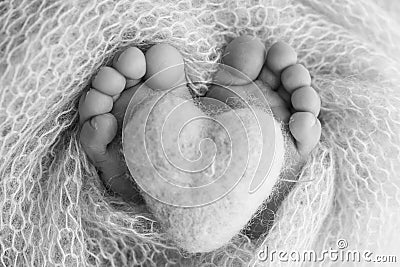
[123,90,285,253]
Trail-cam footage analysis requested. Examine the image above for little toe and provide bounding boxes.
[79,89,113,124]
[291,86,321,116]
[80,113,118,165]
[92,66,126,96]
[144,43,186,91]
[281,64,311,94]
[214,35,266,85]
[80,113,141,201]
[289,112,321,156]
[112,47,146,80]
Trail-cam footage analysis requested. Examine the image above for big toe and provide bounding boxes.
[213,35,266,86]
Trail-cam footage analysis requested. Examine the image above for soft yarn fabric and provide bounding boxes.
[123,92,285,253]
[1,0,400,266]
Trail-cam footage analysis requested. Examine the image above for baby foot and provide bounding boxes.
[79,44,186,202]
[206,36,322,239]
[207,35,321,159]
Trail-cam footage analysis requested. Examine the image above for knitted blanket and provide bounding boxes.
[1,0,400,266]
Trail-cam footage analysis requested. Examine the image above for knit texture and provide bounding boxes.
[1,0,400,266]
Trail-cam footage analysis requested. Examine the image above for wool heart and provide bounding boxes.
[123,91,285,253]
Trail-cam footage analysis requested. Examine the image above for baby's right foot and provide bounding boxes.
[79,44,187,202]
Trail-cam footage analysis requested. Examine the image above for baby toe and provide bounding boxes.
[92,66,126,96]
[79,89,113,124]
[291,86,321,116]
[214,35,266,85]
[289,112,321,156]
[281,64,311,93]
[144,43,186,91]
[80,113,118,164]
[80,113,141,201]
[112,47,146,80]
[265,42,297,75]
